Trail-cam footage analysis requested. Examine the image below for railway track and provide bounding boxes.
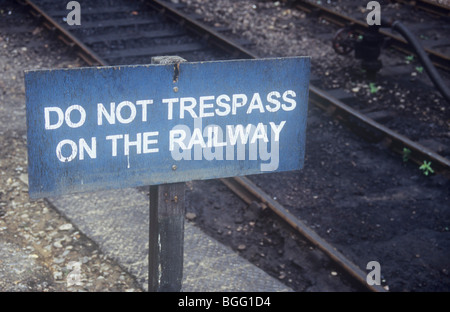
[391,0,450,17]
[12,0,450,291]
[294,0,450,71]
[286,0,450,171]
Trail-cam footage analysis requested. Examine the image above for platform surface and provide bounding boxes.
[49,187,292,292]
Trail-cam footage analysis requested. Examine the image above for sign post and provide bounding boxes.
[24,56,310,292]
[149,182,185,291]
[149,56,186,292]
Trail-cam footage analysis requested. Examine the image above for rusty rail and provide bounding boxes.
[17,0,106,66]
[391,0,450,17]
[220,176,387,292]
[146,0,258,60]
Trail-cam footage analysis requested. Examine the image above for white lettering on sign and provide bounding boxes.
[43,90,297,171]
[163,90,296,120]
[97,99,153,125]
[105,132,159,157]
[168,118,285,171]
[55,137,96,162]
[45,105,86,129]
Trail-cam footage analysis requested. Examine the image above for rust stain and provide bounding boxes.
[173,63,180,83]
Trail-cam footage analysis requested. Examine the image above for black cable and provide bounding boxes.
[385,20,450,103]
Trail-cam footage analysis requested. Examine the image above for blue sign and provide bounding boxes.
[25,57,310,198]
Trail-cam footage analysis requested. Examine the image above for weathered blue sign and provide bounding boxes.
[25,57,310,198]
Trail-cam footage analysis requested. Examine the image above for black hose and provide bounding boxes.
[386,20,450,103]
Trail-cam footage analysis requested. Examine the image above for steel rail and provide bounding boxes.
[145,0,259,60]
[220,176,387,292]
[391,0,450,17]
[294,0,450,72]
[309,86,450,176]
[17,0,106,66]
